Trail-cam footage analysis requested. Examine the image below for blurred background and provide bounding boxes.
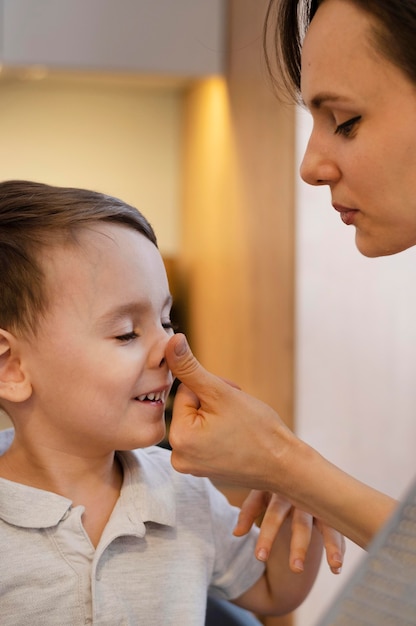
[1,1,416,625]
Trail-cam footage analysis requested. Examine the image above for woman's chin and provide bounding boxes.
[355,232,412,258]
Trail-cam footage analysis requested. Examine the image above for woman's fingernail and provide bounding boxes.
[257,548,268,562]
[293,559,304,572]
[174,335,188,356]
[333,553,343,566]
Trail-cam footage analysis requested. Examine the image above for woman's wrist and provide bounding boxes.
[268,435,397,547]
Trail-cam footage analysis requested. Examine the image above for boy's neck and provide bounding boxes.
[0,434,123,500]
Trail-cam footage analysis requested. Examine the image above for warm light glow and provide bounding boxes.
[197,77,231,144]
[183,76,244,236]
[187,77,234,172]
[22,65,49,81]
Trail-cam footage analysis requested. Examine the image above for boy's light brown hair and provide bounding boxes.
[0,180,157,337]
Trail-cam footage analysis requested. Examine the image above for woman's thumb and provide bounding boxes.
[165,333,214,393]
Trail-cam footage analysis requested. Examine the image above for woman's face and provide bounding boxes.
[300,0,416,257]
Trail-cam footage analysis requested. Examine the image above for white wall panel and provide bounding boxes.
[295,106,416,625]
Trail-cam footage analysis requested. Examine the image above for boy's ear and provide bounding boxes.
[0,329,32,403]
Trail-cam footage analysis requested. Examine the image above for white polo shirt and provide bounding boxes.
[0,430,264,625]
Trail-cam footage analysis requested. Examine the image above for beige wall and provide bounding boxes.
[0,74,182,255]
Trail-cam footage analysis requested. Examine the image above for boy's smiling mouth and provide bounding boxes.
[136,389,168,403]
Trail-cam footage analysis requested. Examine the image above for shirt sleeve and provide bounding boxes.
[203,479,266,601]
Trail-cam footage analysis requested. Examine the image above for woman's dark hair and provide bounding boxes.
[0,180,157,336]
[263,0,416,102]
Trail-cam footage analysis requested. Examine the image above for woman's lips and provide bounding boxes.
[333,204,359,225]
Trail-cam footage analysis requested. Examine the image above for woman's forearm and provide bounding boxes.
[269,434,397,548]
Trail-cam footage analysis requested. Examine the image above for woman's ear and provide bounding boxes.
[0,329,32,403]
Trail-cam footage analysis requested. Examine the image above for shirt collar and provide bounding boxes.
[117,448,176,528]
[0,429,176,530]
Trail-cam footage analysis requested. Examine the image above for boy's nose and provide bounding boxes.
[149,328,173,369]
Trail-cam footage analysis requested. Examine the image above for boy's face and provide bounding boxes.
[19,223,174,455]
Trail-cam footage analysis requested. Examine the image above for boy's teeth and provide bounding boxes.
[137,391,164,402]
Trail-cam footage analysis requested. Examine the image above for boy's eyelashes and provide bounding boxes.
[116,330,139,342]
[162,321,177,332]
[115,321,177,342]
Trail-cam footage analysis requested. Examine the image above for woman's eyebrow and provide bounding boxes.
[307,92,354,110]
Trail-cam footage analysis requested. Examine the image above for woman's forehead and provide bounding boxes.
[300,0,380,105]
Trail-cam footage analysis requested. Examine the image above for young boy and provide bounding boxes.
[0,180,323,625]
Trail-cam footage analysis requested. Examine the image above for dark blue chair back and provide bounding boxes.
[205,597,262,626]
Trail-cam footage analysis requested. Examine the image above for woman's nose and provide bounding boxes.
[299,134,341,187]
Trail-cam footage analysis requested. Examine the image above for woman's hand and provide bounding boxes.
[165,333,293,488]
[234,490,345,574]
[165,333,397,549]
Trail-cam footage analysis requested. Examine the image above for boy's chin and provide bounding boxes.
[119,424,167,451]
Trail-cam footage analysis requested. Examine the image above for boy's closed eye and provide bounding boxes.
[116,330,139,342]
[162,321,177,334]
[115,321,176,343]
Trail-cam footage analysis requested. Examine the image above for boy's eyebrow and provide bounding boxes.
[97,294,173,327]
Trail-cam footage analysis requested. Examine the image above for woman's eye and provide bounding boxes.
[334,115,362,137]
[116,330,138,342]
